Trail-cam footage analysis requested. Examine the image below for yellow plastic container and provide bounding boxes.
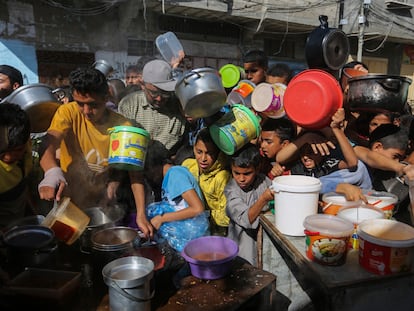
[42,197,90,245]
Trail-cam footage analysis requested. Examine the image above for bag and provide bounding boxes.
[147,201,210,252]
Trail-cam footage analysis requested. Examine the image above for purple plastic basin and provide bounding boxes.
[181,236,239,280]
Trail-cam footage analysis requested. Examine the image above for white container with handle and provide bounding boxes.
[272,175,321,236]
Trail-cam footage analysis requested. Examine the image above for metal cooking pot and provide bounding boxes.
[175,67,227,118]
[305,15,350,71]
[1,225,57,267]
[93,59,114,77]
[79,205,125,253]
[91,226,142,269]
[1,83,60,133]
[345,74,412,113]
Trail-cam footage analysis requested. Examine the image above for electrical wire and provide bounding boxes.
[41,0,118,16]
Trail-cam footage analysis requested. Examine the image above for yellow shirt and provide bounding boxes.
[0,142,32,193]
[49,101,131,173]
[182,153,231,227]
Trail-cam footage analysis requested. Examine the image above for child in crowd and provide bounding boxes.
[286,108,359,177]
[276,108,371,193]
[259,117,297,179]
[182,128,231,236]
[0,103,33,228]
[225,143,274,265]
[144,140,207,248]
[266,63,293,85]
[243,50,268,85]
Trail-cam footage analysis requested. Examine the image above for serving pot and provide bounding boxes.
[91,226,142,270]
[305,15,349,70]
[345,74,412,113]
[79,205,125,253]
[175,67,227,118]
[1,225,57,267]
[1,83,60,133]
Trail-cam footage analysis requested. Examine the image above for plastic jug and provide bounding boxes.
[42,197,90,245]
[155,32,184,64]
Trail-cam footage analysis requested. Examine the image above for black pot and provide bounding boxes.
[345,74,412,113]
[2,225,58,267]
[305,15,350,71]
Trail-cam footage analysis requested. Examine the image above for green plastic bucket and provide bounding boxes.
[219,64,245,89]
[108,126,150,171]
[209,104,260,155]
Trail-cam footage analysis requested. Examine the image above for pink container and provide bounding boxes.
[251,82,286,119]
[181,236,239,280]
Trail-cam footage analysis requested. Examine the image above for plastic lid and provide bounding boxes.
[303,214,354,237]
[108,125,150,137]
[219,64,244,88]
[337,205,384,225]
[322,192,362,206]
[272,175,321,193]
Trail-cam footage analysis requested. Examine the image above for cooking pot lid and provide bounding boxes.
[91,226,138,248]
[4,225,54,249]
[322,30,350,70]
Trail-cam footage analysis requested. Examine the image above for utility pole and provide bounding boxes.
[357,0,370,62]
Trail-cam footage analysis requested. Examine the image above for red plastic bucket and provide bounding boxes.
[284,69,343,129]
[358,219,414,275]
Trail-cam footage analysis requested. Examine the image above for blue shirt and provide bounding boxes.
[162,166,204,209]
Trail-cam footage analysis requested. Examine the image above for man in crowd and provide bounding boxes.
[0,64,23,100]
[118,59,187,155]
[38,67,154,238]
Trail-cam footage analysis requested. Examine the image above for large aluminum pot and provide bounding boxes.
[91,226,142,270]
[79,205,126,253]
[2,83,60,133]
[345,74,412,113]
[305,15,349,70]
[175,67,227,118]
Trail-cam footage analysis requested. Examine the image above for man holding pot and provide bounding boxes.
[118,59,187,155]
[37,67,154,238]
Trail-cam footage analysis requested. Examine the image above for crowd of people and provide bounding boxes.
[2,48,414,268]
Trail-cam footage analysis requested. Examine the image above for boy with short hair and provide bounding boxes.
[243,50,268,85]
[259,117,297,178]
[225,143,274,265]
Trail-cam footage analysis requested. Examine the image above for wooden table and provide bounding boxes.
[156,257,276,311]
[259,212,414,311]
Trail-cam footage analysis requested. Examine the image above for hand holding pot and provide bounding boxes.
[38,167,67,201]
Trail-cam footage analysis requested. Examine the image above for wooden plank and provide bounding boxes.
[156,258,276,311]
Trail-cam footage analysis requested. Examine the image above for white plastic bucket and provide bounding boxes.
[272,175,321,236]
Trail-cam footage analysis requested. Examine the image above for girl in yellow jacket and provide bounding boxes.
[182,128,231,236]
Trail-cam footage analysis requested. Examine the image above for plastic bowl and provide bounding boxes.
[181,236,239,280]
[362,190,398,219]
[322,192,362,215]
